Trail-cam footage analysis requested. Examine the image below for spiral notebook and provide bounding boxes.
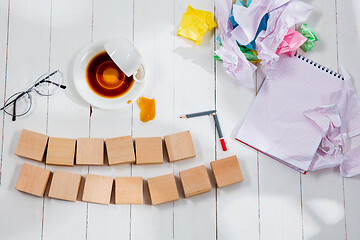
[236,53,349,173]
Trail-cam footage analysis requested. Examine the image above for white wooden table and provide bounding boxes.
[0,0,359,239]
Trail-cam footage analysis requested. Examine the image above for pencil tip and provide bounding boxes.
[180,115,186,119]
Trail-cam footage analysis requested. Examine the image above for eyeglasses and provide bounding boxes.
[1,70,66,121]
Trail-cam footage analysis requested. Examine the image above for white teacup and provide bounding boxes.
[105,38,146,83]
[72,39,147,109]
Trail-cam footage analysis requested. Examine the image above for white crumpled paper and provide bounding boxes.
[215,0,312,87]
[215,0,257,88]
[222,1,360,176]
[231,0,293,46]
[215,34,257,88]
[304,67,360,176]
[304,104,346,171]
[255,0,313,71]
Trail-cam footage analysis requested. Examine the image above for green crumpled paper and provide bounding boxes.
[239,45,260,63]
[299,23,318,52]
[214,43,260,63]
[177,5,217,46]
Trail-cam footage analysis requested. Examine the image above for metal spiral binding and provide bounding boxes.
[294,52,344,80]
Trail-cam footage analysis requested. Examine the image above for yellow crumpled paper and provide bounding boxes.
[177,5,217,46]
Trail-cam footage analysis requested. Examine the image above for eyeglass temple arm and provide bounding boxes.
[0,91,27,111]
[1,70,65,113]
[12,99,16,121]
[33,70,66,89]
[34,80,66,89]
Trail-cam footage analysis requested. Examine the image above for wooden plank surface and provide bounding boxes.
[42,0,92,239]
[0,0,50,239]
[300,1,346,240]
[173,0,216,239]
[88,0,134,239]
[131,0,175,239]
[337,1,360,240]
[0,0,8,182]
[215,29,259,239]
[0,0,359,239]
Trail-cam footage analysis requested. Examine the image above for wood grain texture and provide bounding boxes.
[15,129,48,162]
[131,0,175,237]
[76,138,104,165]
[0,0,8,183]
[82,174,114,205]
[115,177,143,204]
[214,8,260,238]
[164,130,196,162]
[210,155,244,188]
[147,174,179,205]
[105,136,135,165]
[172,0,217,238]
[42,0,92,238]
[179,165,211,198]
[48,170,81,201]
[135,137,163,164]
[88,0,134,238]
[300,1,347,240]
[0,0,359,239]
[0,0,51,238]
[337,1,360,240]
[16,163,51,197]
[46,137,76,166]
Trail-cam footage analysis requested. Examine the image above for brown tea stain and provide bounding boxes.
[86,51,134,99]
[137,97,156,122]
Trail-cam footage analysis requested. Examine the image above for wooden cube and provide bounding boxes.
[179,165,211,197]
[82,174,113,205]
[15,163,51,197]
[115,177,143,204]
[210,155,244,188]
[15,129,49,162]
[147,174,179,205]
[48,170,81,201]
[46,137,76,166]
[105,136,135,165]
[76,138,104,165]
[135,137,163,164]
[164,131,196,162]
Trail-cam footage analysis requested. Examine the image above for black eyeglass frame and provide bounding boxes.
[0,70,66,121]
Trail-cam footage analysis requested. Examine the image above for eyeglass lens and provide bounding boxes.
[3,91,32,118]
[33,70,64,96]
[0,70,64,121]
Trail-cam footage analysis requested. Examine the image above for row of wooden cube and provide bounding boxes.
[15,129,196,166]
[16,155,244,205]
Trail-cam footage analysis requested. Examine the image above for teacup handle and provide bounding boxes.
[133,62,146,83]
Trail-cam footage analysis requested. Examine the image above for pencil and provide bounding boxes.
[213,113,227,151]
[180,110,216,119]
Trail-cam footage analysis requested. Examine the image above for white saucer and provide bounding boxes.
[72,40,147,109]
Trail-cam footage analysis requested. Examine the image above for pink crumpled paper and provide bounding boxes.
[215,0,313,87]
[217,0,360,177]
[255,0,313,71]
[276,28,307,57]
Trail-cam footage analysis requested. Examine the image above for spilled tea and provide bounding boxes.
[86,51,134,98]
